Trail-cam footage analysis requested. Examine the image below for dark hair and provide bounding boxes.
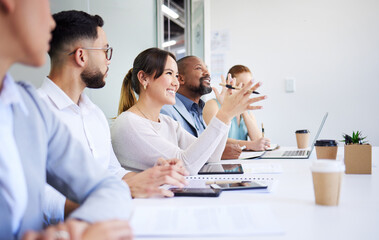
[117,48,176,115]
[227,65,251,78]
[49,10,104,62]
[176,55,196,75]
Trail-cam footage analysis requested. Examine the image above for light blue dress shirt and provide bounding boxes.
[0,74,132,239]
[38,78,129,225]
[0,74,28,234]
[176,93,207,135]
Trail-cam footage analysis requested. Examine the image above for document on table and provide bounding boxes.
[239,151,265,159]
[239,144,279,159]
[242,163,283,174]
[205,161,283,174]
[130,204,284,237]
[266,143,279,151]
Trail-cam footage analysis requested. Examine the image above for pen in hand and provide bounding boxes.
[219,83,260,94]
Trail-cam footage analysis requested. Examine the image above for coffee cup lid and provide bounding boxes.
[314,139,338,147]
[295,129,309,134]
[310,160,345,173]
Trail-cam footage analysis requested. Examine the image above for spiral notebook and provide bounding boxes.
[184,175,277,192]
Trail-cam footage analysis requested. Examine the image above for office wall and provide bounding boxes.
[208,0,379,146]
[9,0,156,119]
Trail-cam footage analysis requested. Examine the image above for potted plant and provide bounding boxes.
[342,131,372,174]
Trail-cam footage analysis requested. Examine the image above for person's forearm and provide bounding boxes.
[242,111,262,140]
[122,172,137,181]
[215,110,232,125]
[207,126,229,163]
[122,172,138,198]
[228,138,251,149]
[182,117,229,174]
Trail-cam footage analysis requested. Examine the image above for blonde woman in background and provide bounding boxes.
[203,65,271,151]
[111,49,266,175]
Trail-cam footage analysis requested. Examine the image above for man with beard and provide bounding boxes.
[39,10,188,224]
[161,56,243,159]
[0,1,134,239]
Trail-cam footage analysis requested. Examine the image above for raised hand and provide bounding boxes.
[216,80,266,124]
[212,74,234,105]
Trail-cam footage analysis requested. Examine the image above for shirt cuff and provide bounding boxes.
[116,168,130,179]
[43,185,66,225]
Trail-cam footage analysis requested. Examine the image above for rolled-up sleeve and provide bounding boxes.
[43,101,132,222]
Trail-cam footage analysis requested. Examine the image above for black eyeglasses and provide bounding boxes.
[68,46,113,60]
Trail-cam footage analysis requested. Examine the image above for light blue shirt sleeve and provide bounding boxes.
[41,93,133,222]
[0,74,28,234]
[43,185,65,225]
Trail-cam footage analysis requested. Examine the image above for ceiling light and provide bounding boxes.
[162,5,179,19]
[162,40,177,48]
[176,48,186,54]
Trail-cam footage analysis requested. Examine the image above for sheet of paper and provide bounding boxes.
[266,143,279,151]
[242,163,283,174]
[130,204,284,237]
[239,151,265,159]
[239,144,279,160]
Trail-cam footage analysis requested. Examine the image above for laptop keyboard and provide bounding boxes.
[283,150,309,157]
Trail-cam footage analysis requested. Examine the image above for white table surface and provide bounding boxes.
[133,147,379,240]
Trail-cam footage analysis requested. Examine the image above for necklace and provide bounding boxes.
[136,105,158,122]
[135,105,161,133]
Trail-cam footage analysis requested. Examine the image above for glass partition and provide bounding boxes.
[157,0,204,60]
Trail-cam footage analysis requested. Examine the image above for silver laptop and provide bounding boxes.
[260,112,328,159]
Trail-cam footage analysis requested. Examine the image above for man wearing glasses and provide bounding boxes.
[0,1,133,239]
[38,10,188,224]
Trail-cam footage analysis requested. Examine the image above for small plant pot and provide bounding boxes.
[344,144,372,174]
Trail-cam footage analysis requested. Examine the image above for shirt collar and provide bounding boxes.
[40,77,95,112]
[0,73,28,115]
[176,93,205,113]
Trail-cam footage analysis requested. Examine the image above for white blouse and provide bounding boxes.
[111,111,230,175]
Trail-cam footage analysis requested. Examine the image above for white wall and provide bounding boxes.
[9,0,157,119]
[209,0,379,146]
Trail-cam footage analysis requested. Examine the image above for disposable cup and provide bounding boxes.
[310,160,345,206]
[295,130,310,149]
[315,140,338,159]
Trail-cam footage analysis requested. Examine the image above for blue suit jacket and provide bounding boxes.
[161,95,201,137]
[0,82,132,239]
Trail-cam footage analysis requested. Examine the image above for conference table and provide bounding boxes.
[133,147,379,240]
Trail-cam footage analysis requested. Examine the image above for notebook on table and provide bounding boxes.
[260,112,328,159]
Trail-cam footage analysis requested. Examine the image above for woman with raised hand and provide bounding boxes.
[111,48,265,175]
[203,65,271,151]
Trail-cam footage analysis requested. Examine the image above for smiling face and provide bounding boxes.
[179,56,212,97]
[146,56,179,106]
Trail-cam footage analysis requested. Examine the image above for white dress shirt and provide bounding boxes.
[0,73,28,233]
[38,77,128,223]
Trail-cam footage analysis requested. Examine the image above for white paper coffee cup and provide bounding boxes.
[311,160,345,206]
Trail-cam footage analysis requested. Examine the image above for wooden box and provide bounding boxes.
[344,144,372,174]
